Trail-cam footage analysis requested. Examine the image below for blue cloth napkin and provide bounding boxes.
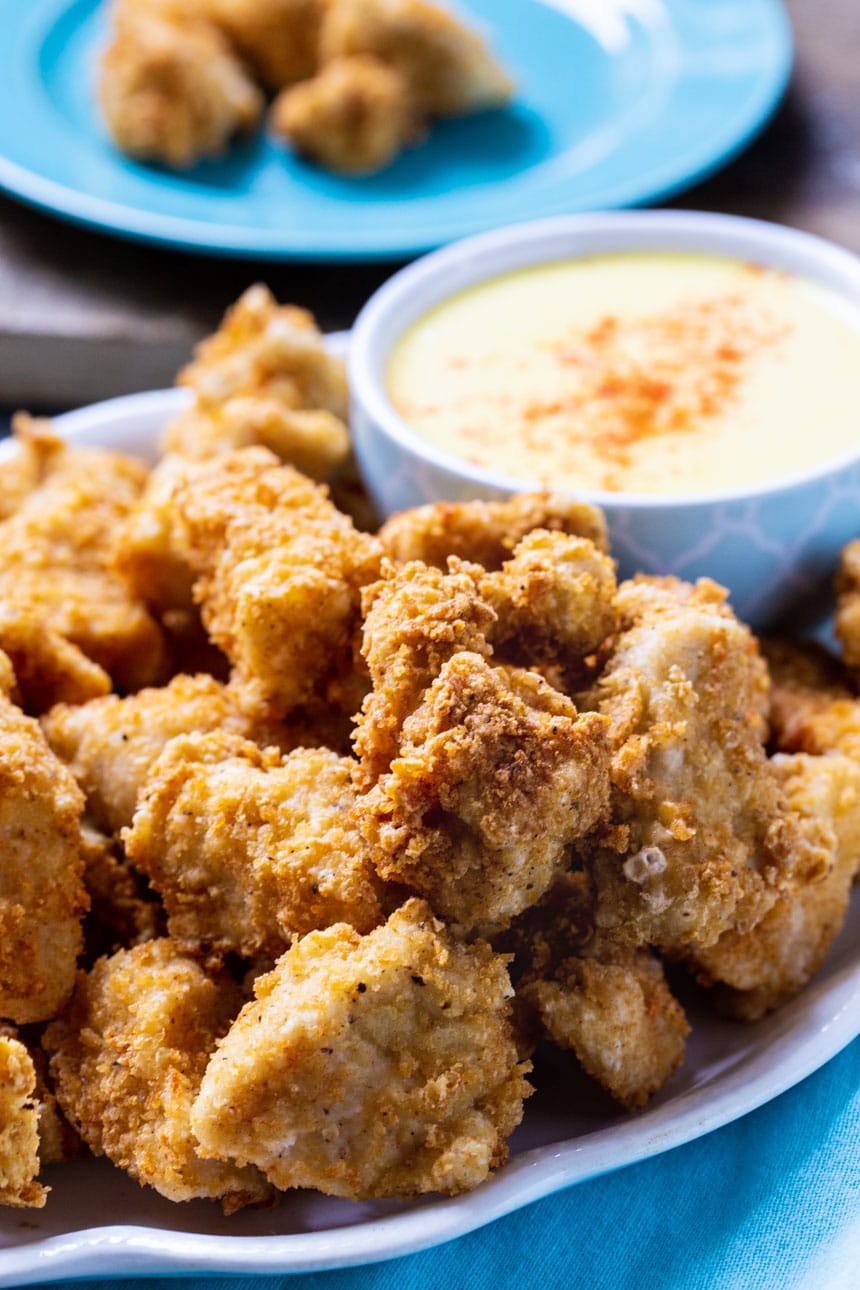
[29,1038,860,1290]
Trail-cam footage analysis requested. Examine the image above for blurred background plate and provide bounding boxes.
[0,0,792,260]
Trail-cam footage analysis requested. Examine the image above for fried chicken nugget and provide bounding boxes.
[320,0,513,118]
[100,4,264,168]
[0,418,168,692]
[272,55,424,175]
[43,940,271,1211]
[479,530,617,670]
[191,899,531,1198]
[511,872,689,1110]
[690,753,860,1020]
[378,493,608,569]
[208,0,324,90]
[0,695,88,1025]
[166,397,351,479]
[0,609,111,714]
[765,638,860,759]
[358,653,611,934]
[836,539,860,671]
[0,1034,45,1208]
[113,454,198,617]
[124,731,382,959]
[585,578,800,955]
[354,557,495,786]
[175,285,349,426]
[0,1024,80,1170]
[41,672,289,835]
[172,448,382,717]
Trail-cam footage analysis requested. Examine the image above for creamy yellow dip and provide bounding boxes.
[387,253,860,494]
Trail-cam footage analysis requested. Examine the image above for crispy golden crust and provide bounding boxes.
[358,653,611,935]
[100,5,263,168]
[836,539,860,671]
[208,0,324,89]
[354,558,495,786]
[171,448,382,718]
[764,638,860,759]
[0,419,168,692]
[113,454,198,617]
[0,1035,46,1208]
[0,609,112,715]
[508,872,689,1110]
[585,578,797,954]
[191,899,531,1198]
[125,731,383,959]
[690,753,860,1019]
[42,673,277,835]
[176,286,349,425]
[0,695,88,1024]
[378,493,609,569]
[320,0,513,117]
[0,1025,82,1169]
[480,530,617,671]
[165,398,350,479]
[43,940,271,1210]
[272,56,424,175]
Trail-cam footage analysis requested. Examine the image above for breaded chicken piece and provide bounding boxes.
[0,415,66,521]
[125,732,382,959]
[378,493,608,569]
[480,530,617,671]
[0,1034,45,1208]
[41,672,290,835]
[191,899,531,1198]
[175,286,349,426]
[358,653,611,934]
[100,5,263,168]
[80,825,162,963]
[0,1025,80,1169]
[511,872,689,1110]
[320,0,513,117]
[0,695,88,1025]
[165,397,350,479]
[0,609,111,715]
[172,448,382,718]
[272,55,423,175]
[113,454,198,617]
[208,0,324,90]
[0,418,168,692]
[691,753,860,1020]
[43,940,271,1211]
[354,557,495,786]
[765,638,860,759]
[836,539,860,671]
[0,648,14,700]
[584,578,801,955]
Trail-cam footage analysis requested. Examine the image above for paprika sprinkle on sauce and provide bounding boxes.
[387,253,860,495]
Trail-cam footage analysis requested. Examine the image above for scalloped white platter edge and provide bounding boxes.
[1,384,859,1286]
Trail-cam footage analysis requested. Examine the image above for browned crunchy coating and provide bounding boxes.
[0,1025,81,1170]
[208,0,324,90]
[509,872,689,1110]
[99,3,263,168]
[836,539,860,671]
[764,637,860,759]
[378,493,609,569]
[353,557,495,786]
[0,694,88,1025]
[191,900,531,1198]
[171,448,382,718]
[584,578,801,954]
[0,609,111,715]
[320,0,513,117]
[358,653,611,935]
[0,418,168,692]
[125,731,383,959]
[272,55,423,175]
[41,673,293,835]
[43,940,271,1211]
[691,752,860,1019]
[0,1033,46,1208]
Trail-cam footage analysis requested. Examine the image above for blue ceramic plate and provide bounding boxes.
[0,0,792,260]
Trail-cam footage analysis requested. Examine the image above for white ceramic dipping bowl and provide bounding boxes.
[350,211,860,630]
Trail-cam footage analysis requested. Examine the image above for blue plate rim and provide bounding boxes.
[0,0,794,261]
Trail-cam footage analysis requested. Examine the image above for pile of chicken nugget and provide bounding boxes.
[2,283,860,1214]
[100,0,513,174]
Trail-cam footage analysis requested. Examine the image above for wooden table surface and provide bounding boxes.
[0,0,857,409]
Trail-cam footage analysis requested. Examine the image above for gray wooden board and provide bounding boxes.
[0,0,857,412]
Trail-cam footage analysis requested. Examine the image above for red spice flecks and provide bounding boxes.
[545,289,791,464]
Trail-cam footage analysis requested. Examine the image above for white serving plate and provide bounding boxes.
[1,389,859,1286]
